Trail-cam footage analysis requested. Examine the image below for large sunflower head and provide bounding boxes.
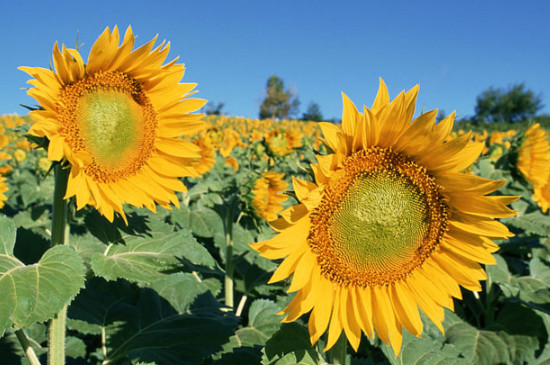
[251,79,517,356]
[20,26,206,222]
[516,123,550,188]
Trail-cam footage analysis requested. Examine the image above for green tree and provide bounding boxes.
[474,83,543,123]
[204,101,225,116]
[259,75,300,119]
[436,109,447,123]
[302,102,323,122]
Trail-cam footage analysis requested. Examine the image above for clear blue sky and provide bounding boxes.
[1,0,549,121]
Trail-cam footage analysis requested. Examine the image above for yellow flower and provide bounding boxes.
[38,157,51,172]
[252,171,288,221]
[533,172,550,213]
[13,149,27,162]
[219,129,242,157]
[20,26,206,222]
[266,128,302,157]
[251,79,517,356]
[516,124,550,188]
[488,144,506,162]
[225,157,239,172]
[0,175,8,209]
[191,134,216,177]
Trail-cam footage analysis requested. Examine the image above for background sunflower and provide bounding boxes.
[20,26,206,221]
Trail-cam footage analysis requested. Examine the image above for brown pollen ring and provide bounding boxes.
[56,71,158,183]
[308,147,449,287]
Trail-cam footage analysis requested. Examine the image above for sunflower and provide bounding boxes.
[37,157,50,173]
[13,149,27,162]
[516,123,550,188]
[0,175,8,209]
[252,171,288,221]
[20,26,206,222]
[533,172,550,213]
[251,79,517,356]
[266,128,302,157]
[225,157,239,172]
[192,134,216,177]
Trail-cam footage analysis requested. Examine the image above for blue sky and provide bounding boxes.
[1,0,549,121]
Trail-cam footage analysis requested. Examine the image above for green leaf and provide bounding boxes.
[501,211,550,237]
[66,318,102,335]
[262,323,325,365]
[0,326,48,361]
[445,318,509,364]
[490,255,550,315]
[0,217,85,336]
[222,299,282,355]
[150,273,211,313]
[472,157,496,179]
[0,215,17,255]
[65,335,86,359]
[12,205,50,235]
[91,229,216,285]
[492,303,543,364]
[69,232,107,272]
[535,343,550,364]
[69,278,237,364]
[190,207,224,238]
[444,310,541,364]
[486,254,512,284]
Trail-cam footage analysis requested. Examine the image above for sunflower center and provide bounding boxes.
[308,147,448,287]
[268,132,290,155]
[77,89,141,168]
[57,71,157,183]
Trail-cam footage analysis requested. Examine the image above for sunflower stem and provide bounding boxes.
[224,195,238,310]
[15,329,42,365]
[51,164,69,247]
[329,333,348,365]
[48,164,70,365]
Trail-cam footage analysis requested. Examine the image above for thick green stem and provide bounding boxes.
[329,333,348,365]
[224,230,234,309]
[15,329,41,365]
[48,305,67,365]
[51,165,69,247]
[48,165,70,365]
[224,196,238,310]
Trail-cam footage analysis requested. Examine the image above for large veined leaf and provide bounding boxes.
[262,323,326,365]
[68,278,237,364]
[489,255,550,315]
[381,330,469,364]
[150,272,212,313]
[69,232,107,272]
[91,229,217,285]
[444,310,541,364]
[0,216,85,336]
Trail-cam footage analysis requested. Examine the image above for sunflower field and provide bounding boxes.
[1,27,550,365]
